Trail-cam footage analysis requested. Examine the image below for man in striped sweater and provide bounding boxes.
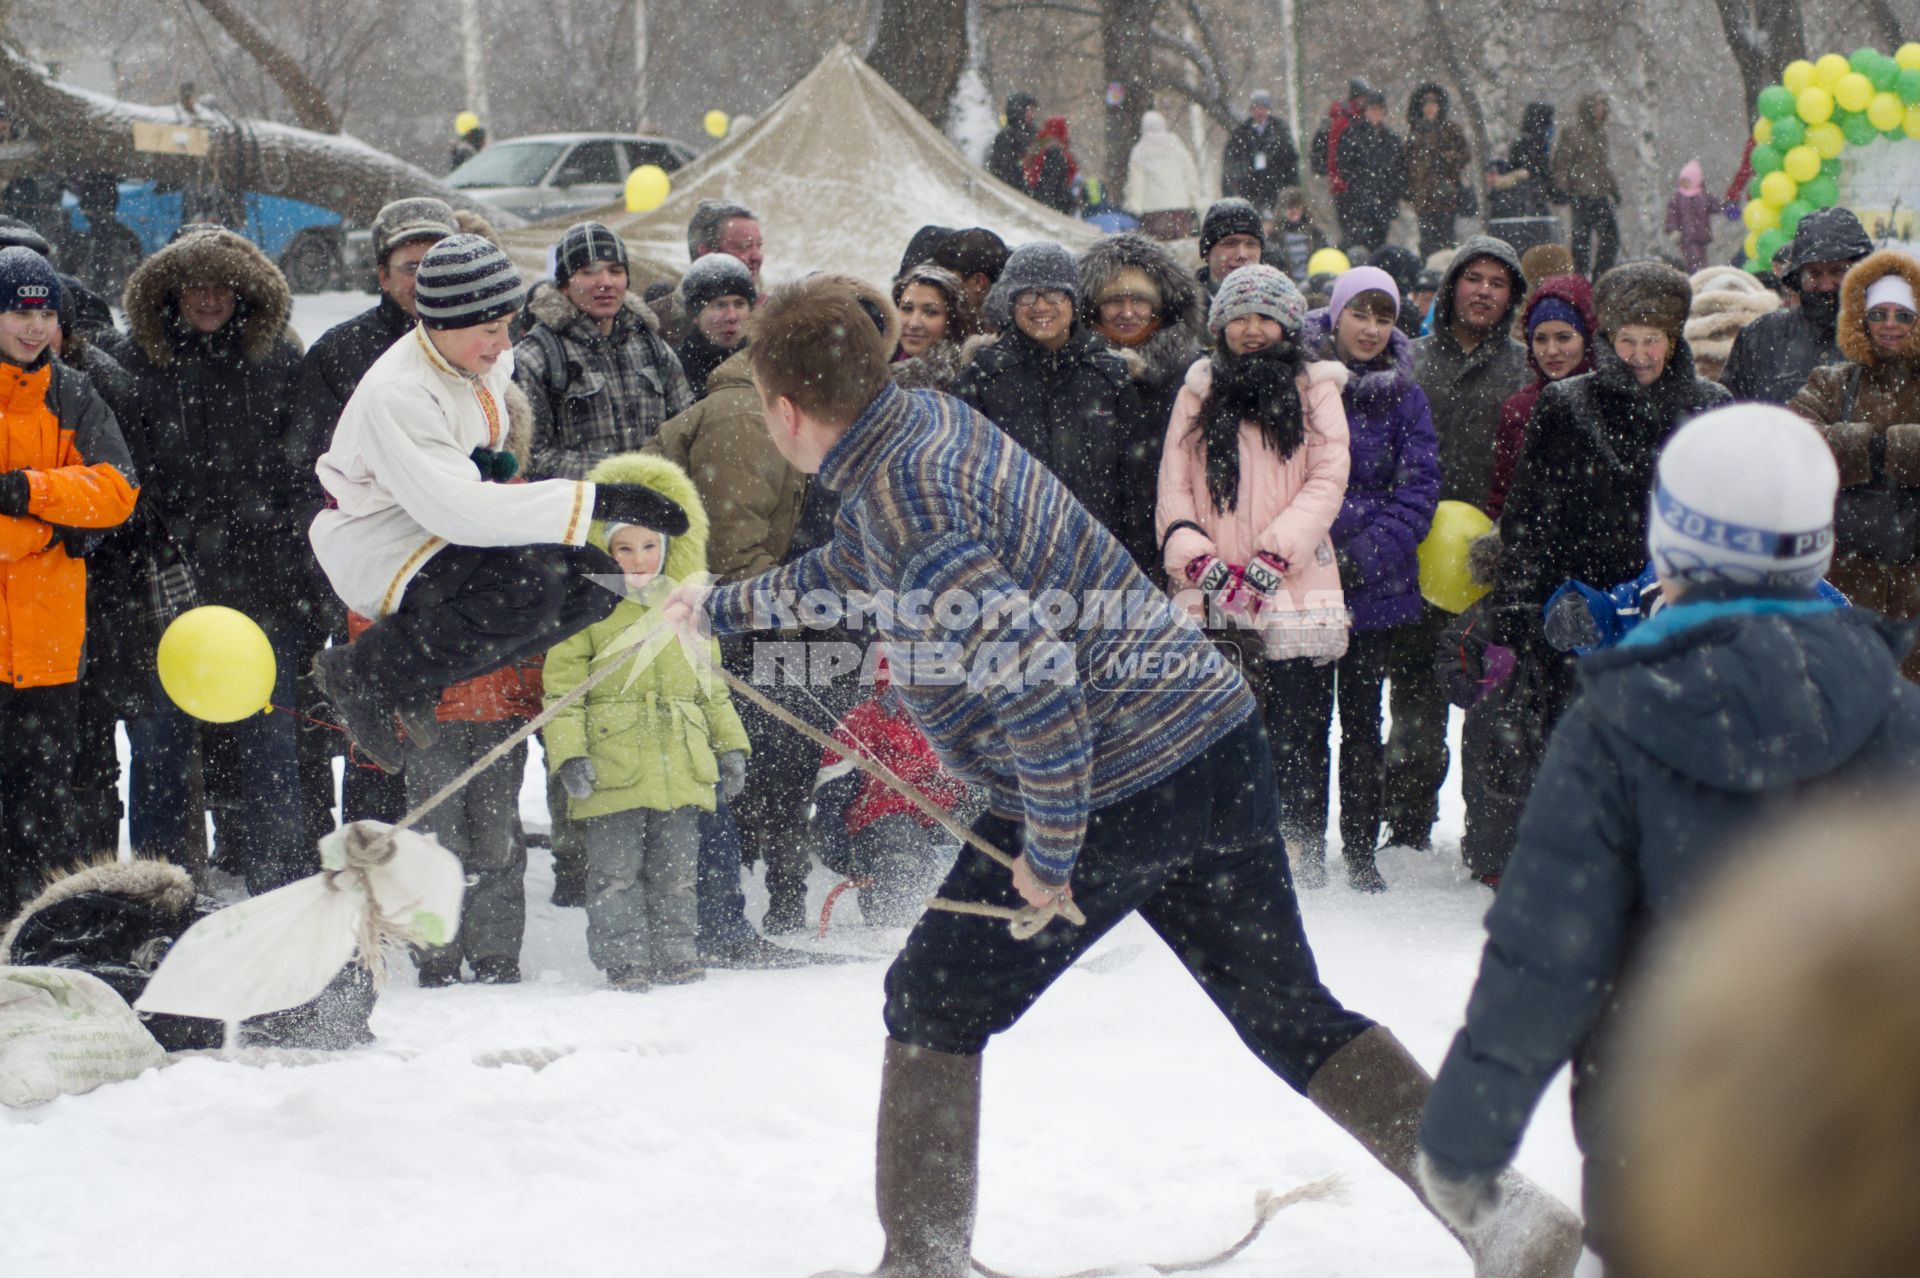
[665,275,1581,1278]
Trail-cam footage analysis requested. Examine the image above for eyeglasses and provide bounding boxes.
[1866,307,1916,326]
[1014,290,1071,313]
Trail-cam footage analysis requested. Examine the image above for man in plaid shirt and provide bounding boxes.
[513,221,693,480]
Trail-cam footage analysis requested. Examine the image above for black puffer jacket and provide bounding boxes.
[951,324,1147,549]
[300,292,414,440]
[1491,340,1730,648]
[1722,206,1874,404]
[118,229,309,629]
[1422,598,1920,1221]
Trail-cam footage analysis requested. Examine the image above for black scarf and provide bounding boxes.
[1194,344,1304,511]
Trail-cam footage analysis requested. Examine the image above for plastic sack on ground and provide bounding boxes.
[1,966,165,1106]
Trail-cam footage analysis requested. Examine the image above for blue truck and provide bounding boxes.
[59,180,344,295]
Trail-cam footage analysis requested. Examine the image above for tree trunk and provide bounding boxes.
[633,0,650,129]
[0,46,520,227]
[185,0,342,134]
[461,0,492,123]
[1711,0,1808,114]
[869,0,970,128]
[1418,0,1490,161]
[1103,0,1158,205]
[1862,0,1906,50]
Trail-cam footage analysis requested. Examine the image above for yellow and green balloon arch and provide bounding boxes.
[1739,44,1920,272]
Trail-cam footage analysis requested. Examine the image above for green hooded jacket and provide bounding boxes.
[543,451,750,819]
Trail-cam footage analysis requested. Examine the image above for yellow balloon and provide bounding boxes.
[1781,59,1815,94]
[1807,121,1845,159]
[1760,170,1798,208]
[1307,247,1352,276]
[454,110,480,137]
[1812,53,1849,89]
[1797,86,1834,125]
[1899,43,1920,72]
[1751,116,1774,145]
[624,164,671,212]
[1781,145,1820,184]
[1834,72,1873,114]
[1744,229,1761,260]
[158,606,277,723]
[703,109,730,139]
[1743,199,1779,232]
[1907,103,1920,139]
[1417,502,1496,614]
[1867,91,1905,132]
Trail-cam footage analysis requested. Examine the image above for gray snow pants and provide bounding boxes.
[406,719,529,968]
[582,806,703,974]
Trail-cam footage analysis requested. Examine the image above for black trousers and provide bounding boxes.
[349,544,620,702]
[883,714,1373,1091]
[1569,196,1620,278]
[1257,628,1397,864]
[0,682,79,917]
[1335,196,1395,256]
[1383,603,1452,844]
[1417,210,1458,261]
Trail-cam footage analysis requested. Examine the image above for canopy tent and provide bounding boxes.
[496,43,1104,291]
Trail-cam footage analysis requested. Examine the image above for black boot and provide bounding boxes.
[812,1040,981,1278]
[311,647,405,775]
[1346,849,1388,893]
[763,868,810,935]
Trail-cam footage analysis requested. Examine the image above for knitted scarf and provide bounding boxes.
[1194,345,1305,511]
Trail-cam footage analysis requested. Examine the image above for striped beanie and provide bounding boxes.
[555,221,629,284]
[415,234,524,329]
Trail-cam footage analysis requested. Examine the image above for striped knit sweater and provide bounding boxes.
[705,382,1253,884]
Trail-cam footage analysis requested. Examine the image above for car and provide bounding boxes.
[444,132,696,223]
[62,180,345,294]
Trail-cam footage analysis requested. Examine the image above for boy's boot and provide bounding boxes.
[811,1039,981,1278]
[311,646,405,774]
[1307,1027,1583,1278]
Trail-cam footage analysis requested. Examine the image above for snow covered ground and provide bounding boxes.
[0,293,1583,1277]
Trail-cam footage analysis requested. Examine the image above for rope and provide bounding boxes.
[968,1174,1345,1278]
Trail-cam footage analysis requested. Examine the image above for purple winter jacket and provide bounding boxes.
[1303,307,1441,631]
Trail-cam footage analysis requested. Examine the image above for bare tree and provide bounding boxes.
[180,0,339,131]
[1711,0,1809,112]
[870,0,970,126]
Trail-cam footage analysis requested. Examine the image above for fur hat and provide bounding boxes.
[1209,264,1305,337]
[1199,198,1265,258]
[983,242,1078,330]
[678,252,756,315]
[1520,242,1577,290]
[1685,270,1778,381]
[1595,261,1692,341]
[1648,404,1836,590]
[370,197,457,264]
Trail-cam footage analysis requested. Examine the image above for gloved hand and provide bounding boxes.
[1479,643,1516,698]
[469,446,519,482]
[1184,553,1232,593]
[1241,552,1290,613]
[591,483,690,535]
[1416,1150,1504,1234]
[719,749,747,801]
[1544,591,1602,653]
[557,756,597,801]
[0,470,31,516]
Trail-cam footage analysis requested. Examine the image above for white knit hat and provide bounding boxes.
[1865,274,1916,314]
[1648,404,1837,591]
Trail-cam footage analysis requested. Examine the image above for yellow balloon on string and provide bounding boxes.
[703,110,730,139]
[157,606,277,723]
[624,165,671,212]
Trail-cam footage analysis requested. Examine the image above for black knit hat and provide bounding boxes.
[555,221,629,284]
[0,246,60,312]
[0,216,52,260]
[415,233,524,329]
[678,252,756,314]
[1199,198,1264,258]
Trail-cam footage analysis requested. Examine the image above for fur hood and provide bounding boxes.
[891,340,968,392]
[527,281,664,338]
[1837,250,1920,368]
[122,229,292,367]
[583,451,709,580]
[1077,232,1208,388]
[1684,287,1779,373]
[1,857,195,964]
[1407,81,1451,127]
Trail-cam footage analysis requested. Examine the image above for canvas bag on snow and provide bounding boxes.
[0,967,166,1107]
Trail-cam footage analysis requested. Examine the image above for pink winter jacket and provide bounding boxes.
[1157,356,1351,640]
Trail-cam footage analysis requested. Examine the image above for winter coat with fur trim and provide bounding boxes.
[1413,235,1532,505]
[1405,84,1471,217]
[542,452,749,819]
[1157,355,1351,650]
[1303,308,1440,630]
[1490,340,1730,648]
[1489,273,1598,520]
[952,323,1148,554]
[312,326,593,619]
[1789,250,1920,673]
[513,283,694,480]
[649,349,807,583]
[118,229,306,626]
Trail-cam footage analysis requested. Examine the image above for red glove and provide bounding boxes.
[1241,553,1290,614]
[1185,554,1232,593]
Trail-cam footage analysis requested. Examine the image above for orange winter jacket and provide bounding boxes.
[0,357,139,688]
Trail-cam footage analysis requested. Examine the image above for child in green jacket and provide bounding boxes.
[544,453,749,990]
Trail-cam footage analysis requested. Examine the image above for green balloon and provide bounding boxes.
[1868,55,1900,92]
[1750,142,1784,174]
[1770,116,1807,149]
[1780,199,1814,234]
[1758,84,1797,119]
[1899,68,1920,105]
[1850,47,1880,74]
[1841,111,1879,145]
[1821,157,1842,178]
[1748,174,1766,201]
[1803,175,1840,208]
[1757,227,1791,262]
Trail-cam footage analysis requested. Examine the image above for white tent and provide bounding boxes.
[497,43,1103,290]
